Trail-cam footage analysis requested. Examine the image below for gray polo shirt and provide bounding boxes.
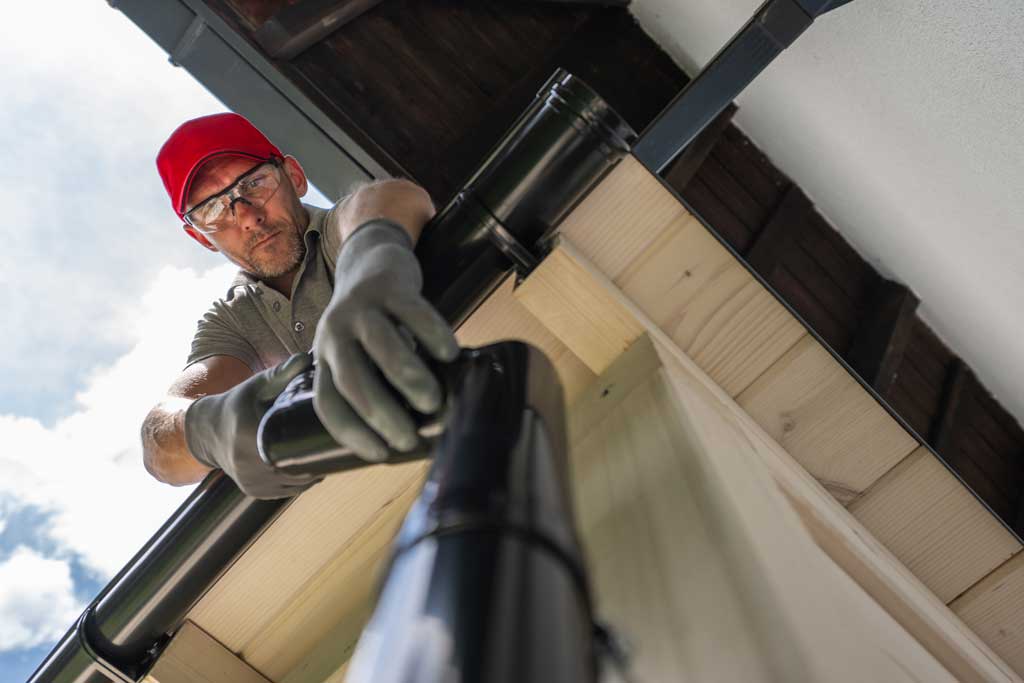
[185,203,342,372]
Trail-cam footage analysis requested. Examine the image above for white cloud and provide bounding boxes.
[0,263,238,578]
[0,546,83,652]
[0,0,227,425]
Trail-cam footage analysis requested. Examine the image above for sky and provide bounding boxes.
[0,3,331,679]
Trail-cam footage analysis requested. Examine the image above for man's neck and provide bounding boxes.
[262,270,298,298]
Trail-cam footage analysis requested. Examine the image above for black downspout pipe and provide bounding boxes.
[343,342,595,683]
[27,71,633,683]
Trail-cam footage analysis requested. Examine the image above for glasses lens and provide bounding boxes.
[185,163,281,233]
[188,198,228,231]
[237,167,280,203]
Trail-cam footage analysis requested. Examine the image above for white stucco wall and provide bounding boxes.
[631,0,1024,424]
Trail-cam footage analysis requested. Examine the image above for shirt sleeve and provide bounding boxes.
[185,299,264,372]
[320,195,352,275]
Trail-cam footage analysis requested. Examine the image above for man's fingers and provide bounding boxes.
[386,295,459,362]
[331,342,419,452]
[257,353,313,402]
[356,310,442,414]
[313,359,389,462]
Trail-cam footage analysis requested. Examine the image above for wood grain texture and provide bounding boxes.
[613,211,807,397]
[188,461,428,673]
[547,240,1018,681]
[560,155,689,280]
[514,246,645,374]
[737,335,919,503]
[454,275,595,403]
[570,334,955,682]
[952,551,1024,674]
[144,621,271,683]
[562,157,806,396]
[849,447,1020,603]
[258,482,422,682]
[572,359,776,681]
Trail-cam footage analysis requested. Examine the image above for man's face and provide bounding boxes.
[184,155,310,280]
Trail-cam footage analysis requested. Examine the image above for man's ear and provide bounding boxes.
[281,155,308,198]
[183,225,219,252]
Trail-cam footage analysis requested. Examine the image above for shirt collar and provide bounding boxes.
[224,203,326,298]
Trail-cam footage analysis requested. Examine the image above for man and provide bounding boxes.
[141,112,458,499]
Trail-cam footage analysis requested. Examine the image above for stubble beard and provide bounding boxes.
[245,219,305,279]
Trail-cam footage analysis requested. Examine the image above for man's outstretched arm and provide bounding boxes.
[142,353,319,498]
[141,355,253,485]
[326,178,436,246]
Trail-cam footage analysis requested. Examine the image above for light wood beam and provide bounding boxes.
[518,239,1021,683]
[849,446,1020,603]
[558,156,807,397]
[187,461,429,679]
[143,621,271,683]
[952,551,1024,673]
[454,275,595,403]
[736,335,919,504]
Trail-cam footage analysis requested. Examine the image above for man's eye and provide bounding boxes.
[240,175,267,193]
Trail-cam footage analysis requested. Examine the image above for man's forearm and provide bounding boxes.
[332,178,436,246]
[141,398,212,486]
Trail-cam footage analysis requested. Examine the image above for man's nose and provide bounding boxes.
[231,198,264,230]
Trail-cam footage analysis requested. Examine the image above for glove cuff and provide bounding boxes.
[340,218,414,262]
[183,396,220,470]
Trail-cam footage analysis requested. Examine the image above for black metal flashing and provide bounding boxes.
[254,0,385,61]
[633,0,856,174]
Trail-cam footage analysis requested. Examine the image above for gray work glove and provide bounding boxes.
[313,219,459,462]
[185,354,322,499]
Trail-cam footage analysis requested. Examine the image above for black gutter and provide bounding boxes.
[28,71,633,683]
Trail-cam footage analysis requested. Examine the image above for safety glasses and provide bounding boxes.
[183,159,283,234]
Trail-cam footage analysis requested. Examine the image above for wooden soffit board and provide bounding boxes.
[515,237,1019,682]
[534,156,1022,680]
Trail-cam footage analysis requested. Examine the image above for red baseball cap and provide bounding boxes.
[156,112,283,221]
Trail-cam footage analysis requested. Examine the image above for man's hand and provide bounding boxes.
[184,353,321,499]
[313,219,459,462]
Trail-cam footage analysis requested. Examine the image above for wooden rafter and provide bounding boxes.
[933,359,972,454]
[744,184,812,278]
[847,279,920,399]
[143,622,270,683]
